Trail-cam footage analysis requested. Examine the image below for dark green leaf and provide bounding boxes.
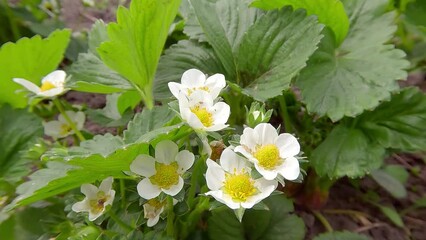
[297,0,409,121]
[311,125,385,178]
[208,208,245,240]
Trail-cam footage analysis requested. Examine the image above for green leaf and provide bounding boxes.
[86,93,135,127]
[251,0,349,45]
[313,231,371,240]
[154,40,226,99]
[296,0,409,121]
[98,0,181,108]
[68,52,133,94]
[208,208,245,240]
[311,125,385,178]
[357,88,426,151]
[0,105,43,184]
[371,169,407,198]
[383,165,409,184]
[88,20,108,56]
[405,0,426,27]
[378,205,404,227]
[0,29,71,108]
[238,7,323,100]
[124,105,176,144]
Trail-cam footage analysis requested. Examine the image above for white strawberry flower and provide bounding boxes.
[205,148,277,209]
[72,177,115,221]
[168,68,226,100]
[178,90,230,132]
[43,111,85,139]
[130,140,195,199]
[235,123,301,181]
[13,70,67,97]
[143,198,178,227]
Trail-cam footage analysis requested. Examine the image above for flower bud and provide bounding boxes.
[245,102,273,128]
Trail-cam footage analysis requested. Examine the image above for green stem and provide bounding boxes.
[120,179,126,209]
[278,94,293,133]
[166,196,175,237]
[2,0,20,40]
[108,210,133,232]
[312,210,333,232]
[53,98,86,142]
[187,156,205,207]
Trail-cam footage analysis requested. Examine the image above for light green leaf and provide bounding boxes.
[189,0,258,79]
[378,205,404,227]
[154,40,226,99]
[297,0,409,121]
[383,165,409,184]
[311,125,385,178]
[251,0,349,45]
[313,231,371,240]
[117,91,141,115]
[357,88,426,151]
[88,20,108,56]
[371,169,407,198]
[86,93,135,127]
[98,0,181,108]
[238,7,323,100]
[0,106,43,184]
[67,52,133,94]
[124,105,176,144]
[0,29,71,108]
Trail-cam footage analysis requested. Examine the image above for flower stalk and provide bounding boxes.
[52,98,85,142]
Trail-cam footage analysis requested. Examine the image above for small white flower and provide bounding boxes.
[178,90,230,132]
[168,69,226,100]
[130,140,195,199]
[43,111,85,139]
[13,70,67,97]
[143,198,177,227]
[72,177,115,221]
[205,148,277,209]
[235,123,301,181]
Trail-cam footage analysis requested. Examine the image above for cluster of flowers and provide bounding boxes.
[14,68,301,226]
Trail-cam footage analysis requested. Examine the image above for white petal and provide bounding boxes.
[72,199,90,212]
[211,102,230,124]
[277,157,300,180]
[162,177,184,196]
[181,69,206,87]
[43,121,66,138]
[188,90,213,107]
[175,150,195,174]
[81,184,98,199]
[37,87,64,97]
[168,82,183,99]
[204,123,228,132]
[254,164,278,180]
[88,210,104,221]
[206,159,225,190]
[254,123,278,145]
[205,190,240,209]
[205,73,226,99]
[234,146,253,160]
[186,111,206,129]
[155,140,178,164]
[220,148,249,174]
[105,190,116,206]
[13,78,40,94]
[42,70,66,86]
[240,127,259,150]
[276,133,300,158]
[137,178,162,199]
[64,111,85,130]
[99,177,113,193]
[241,178,277,208]
[130,155,156,177]
[147,214,161,227]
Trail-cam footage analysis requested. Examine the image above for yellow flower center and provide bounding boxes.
[89,191,109,214]
[149,162,179,189]
[146,198,165,209]
[60,124,73,136]
[187,86,210,95]
[190,106,213,127]
[254,144,282,170]
[223,171,257,202]
[40,81,56,92]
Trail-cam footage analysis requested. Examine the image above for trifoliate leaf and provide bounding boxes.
[313,231,371,240]
[238,7,323,100]
[251,0,349,45]
[98,0,181,108]
[0,29,70,107]
[297,0,409,121]
[357,87,426,151]
[311,125,385,178]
